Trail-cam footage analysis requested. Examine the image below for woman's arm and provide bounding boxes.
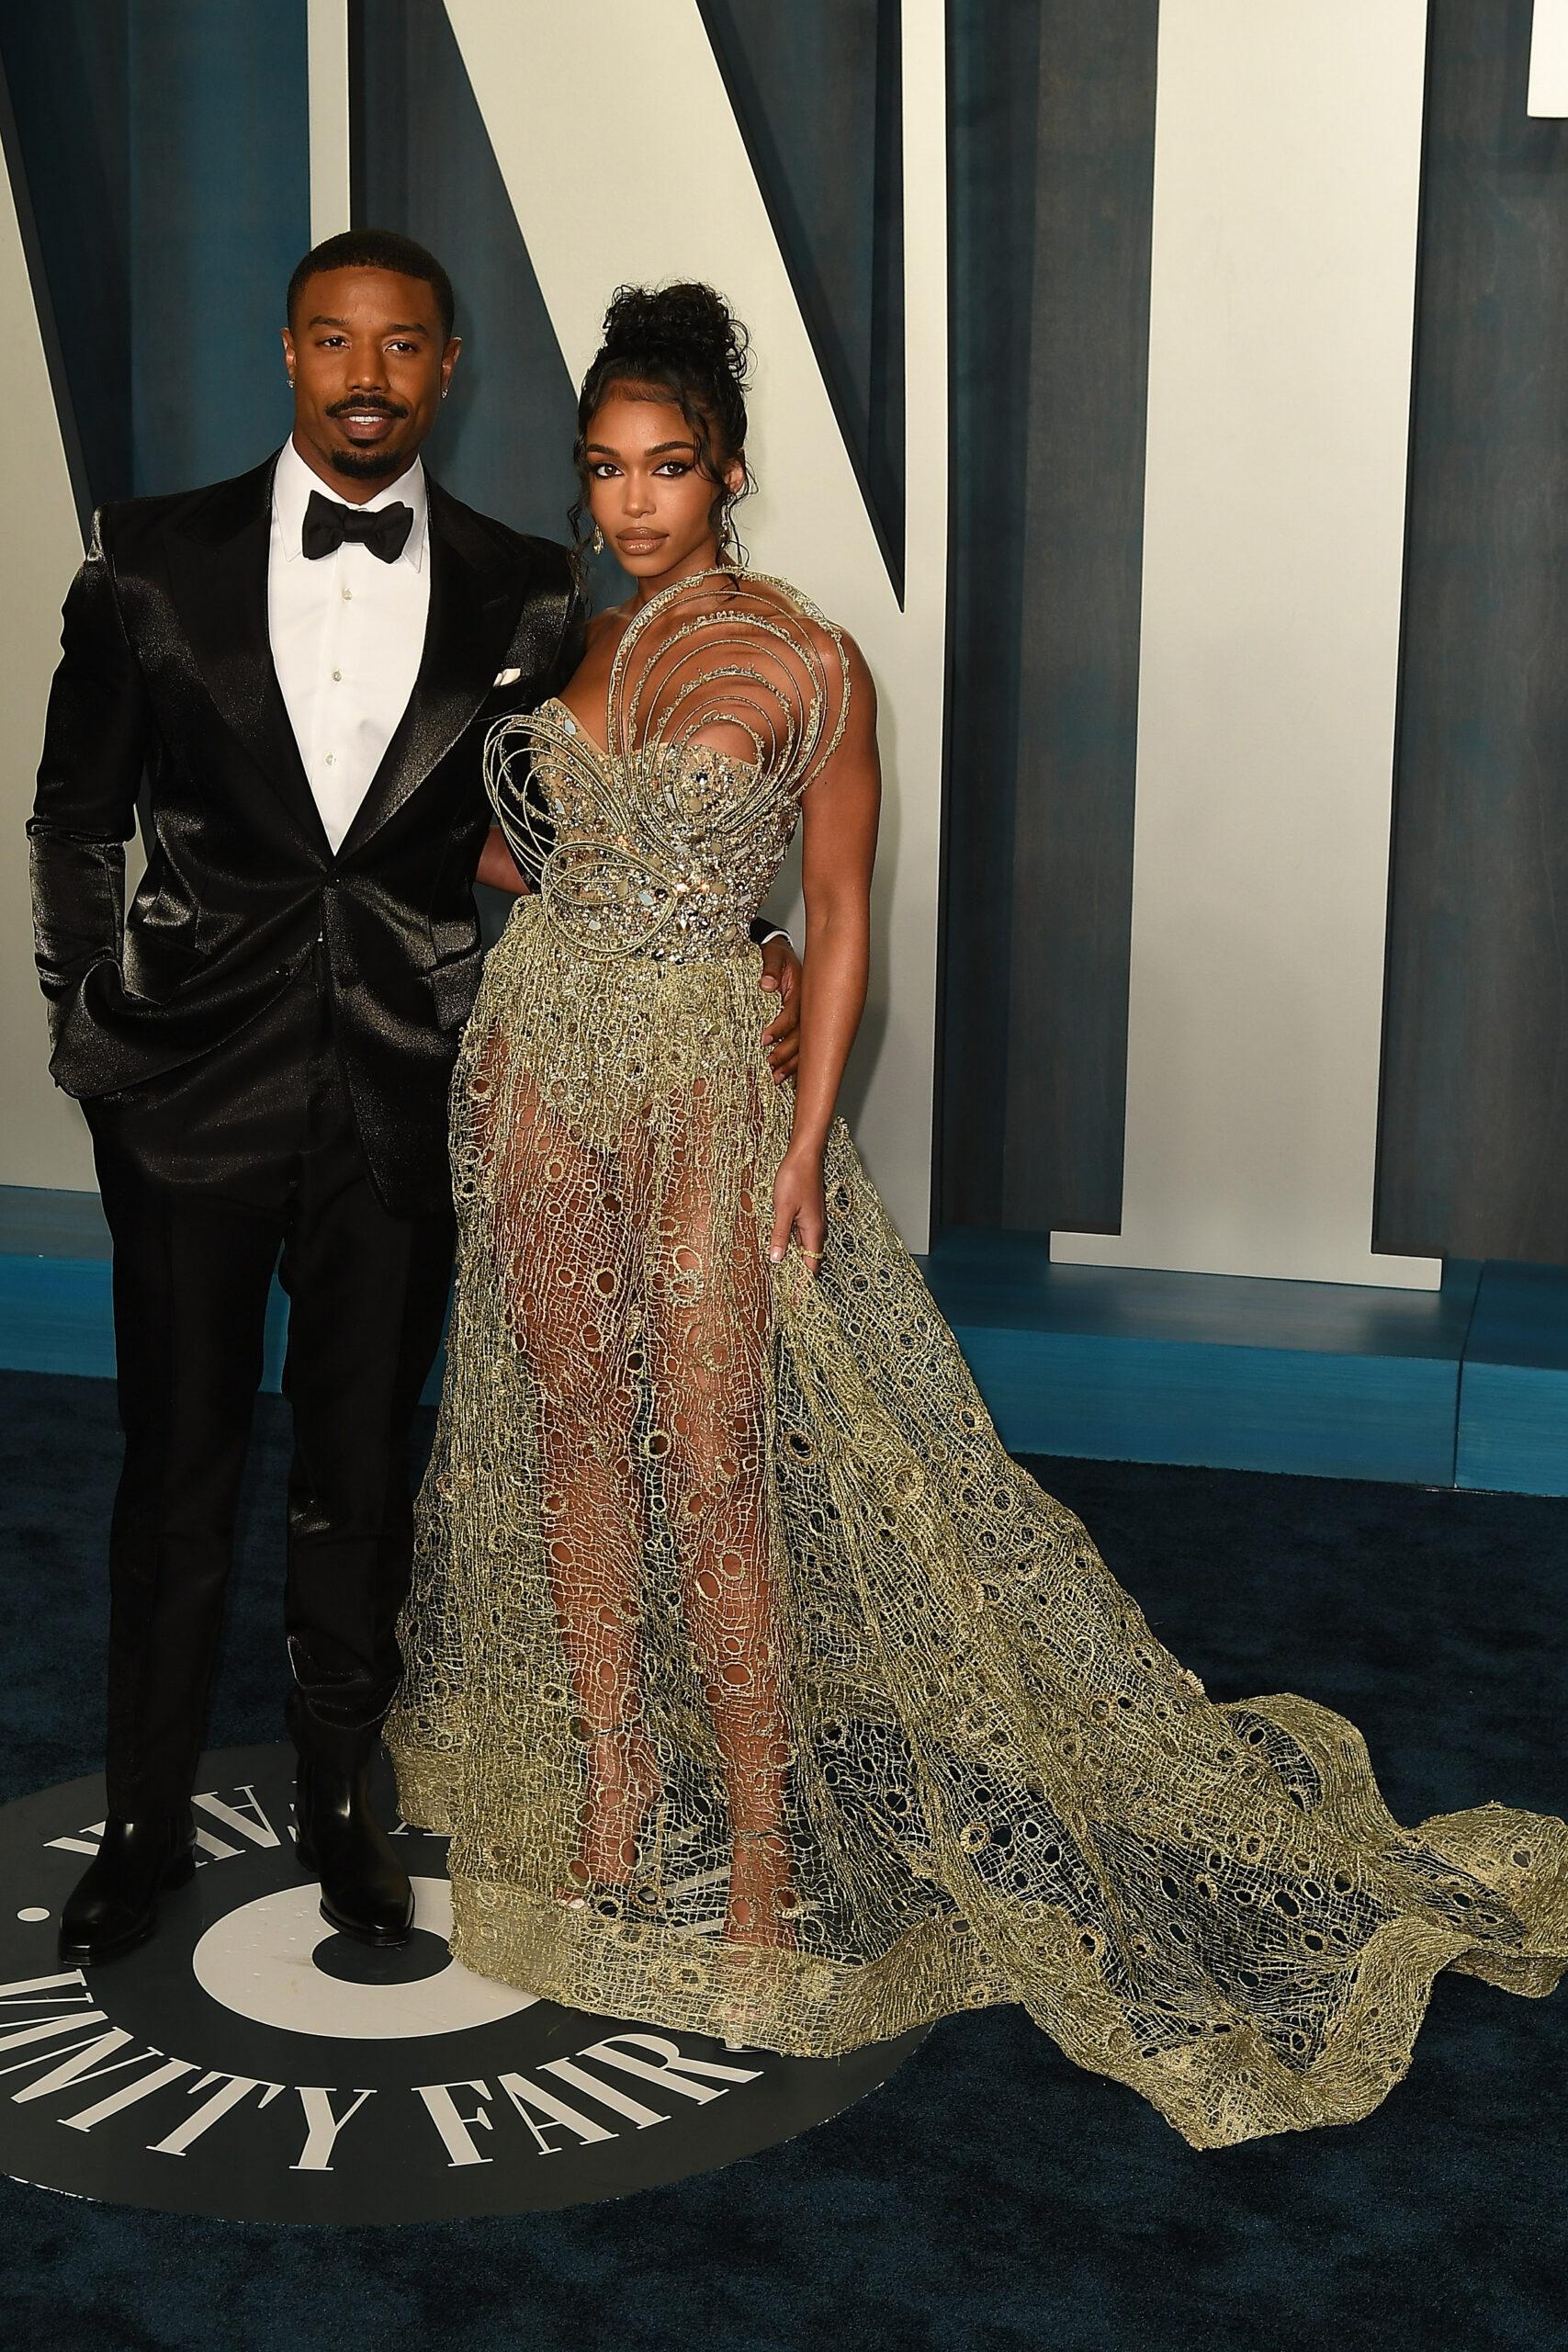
[768,635,880,1278]
[475,825,530,895]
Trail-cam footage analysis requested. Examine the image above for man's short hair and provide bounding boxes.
[287,229,456,342]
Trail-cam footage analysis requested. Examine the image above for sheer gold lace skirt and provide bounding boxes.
[388,893,1568,2149]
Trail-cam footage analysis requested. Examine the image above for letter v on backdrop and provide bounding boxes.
[259,1,1437,1287]
[440,0,950,1249]
[448,0,1434,1286]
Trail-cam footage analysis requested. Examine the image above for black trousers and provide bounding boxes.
[85,961,455,1815]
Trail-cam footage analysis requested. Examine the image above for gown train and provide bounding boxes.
[388,575,1567,2149]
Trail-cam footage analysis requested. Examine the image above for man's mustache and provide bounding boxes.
[325,396,410,418]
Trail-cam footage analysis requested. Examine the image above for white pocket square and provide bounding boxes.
[493,666,522,687]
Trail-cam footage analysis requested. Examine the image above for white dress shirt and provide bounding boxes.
[267,437,431,853]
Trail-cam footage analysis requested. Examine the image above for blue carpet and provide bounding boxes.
[1,1369,1564,2352]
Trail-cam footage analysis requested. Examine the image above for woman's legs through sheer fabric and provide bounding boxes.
[480,1031,795,1940]
[484,1050,658,1893]
[647,1086,795,1947]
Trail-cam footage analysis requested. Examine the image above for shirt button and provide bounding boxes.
[324,752,335,766]
[342,586,353,601]
[332,669,343,682]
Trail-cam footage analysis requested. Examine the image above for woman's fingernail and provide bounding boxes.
[770,1249,782,1262]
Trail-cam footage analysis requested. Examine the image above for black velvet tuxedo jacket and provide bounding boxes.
[29,452,584,1216]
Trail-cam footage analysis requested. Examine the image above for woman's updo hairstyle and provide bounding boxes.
[570,282,754,580]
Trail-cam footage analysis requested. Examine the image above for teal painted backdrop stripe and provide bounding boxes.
[697,0,905,594]
[0,2,131,512]
[1377,0,1568,1263]
[937,2,1156,1237]
[126,1,308,494]
[0,0,307,505]
[11,1212,1566,1494]
[350,0,581,547]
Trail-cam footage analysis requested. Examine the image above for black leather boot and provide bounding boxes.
[294,1750,413,1949]
[59,1812,197,1966]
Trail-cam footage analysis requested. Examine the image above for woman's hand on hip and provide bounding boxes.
[758,933,802,1081]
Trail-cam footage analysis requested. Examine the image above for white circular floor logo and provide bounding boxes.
[191,1877,536,2040]
[0,1746,923,2223]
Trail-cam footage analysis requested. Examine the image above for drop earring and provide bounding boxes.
[592,525,605,555]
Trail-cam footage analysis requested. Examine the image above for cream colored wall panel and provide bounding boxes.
[444,0,948,1248]
[1055,0,1438,1289]
[1529,0,1568,113]
[308,0,352,243]
[0,154,96,1193]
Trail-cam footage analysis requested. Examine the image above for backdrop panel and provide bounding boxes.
[698,0,905,596]
[938,0,1156,1238]
[0,1,309,1193]
[1378,0,1568,1264]
[351,0,579,546]
[1053,0,1437,1288]
[441,0,949,1245]
[0,46,96,1192]
[0,0,307,505]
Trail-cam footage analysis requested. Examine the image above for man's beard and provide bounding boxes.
[329,444,409,482]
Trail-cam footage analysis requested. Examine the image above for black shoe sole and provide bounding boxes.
[59,1914,158,1969]
[317,1897,414,1950]
[296,1829,413,1948]
[58,1847,197,1968]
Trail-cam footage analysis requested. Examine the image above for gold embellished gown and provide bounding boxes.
[388,573,1567,2150]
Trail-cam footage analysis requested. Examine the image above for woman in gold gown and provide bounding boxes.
[388,285,1567,2150]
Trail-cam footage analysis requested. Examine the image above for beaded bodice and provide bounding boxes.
[486,571,848,964]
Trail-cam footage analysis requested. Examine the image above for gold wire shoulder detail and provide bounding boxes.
[483,573,852,965]
[604,569,851,793]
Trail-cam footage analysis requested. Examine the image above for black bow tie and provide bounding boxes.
[301,489,414,564]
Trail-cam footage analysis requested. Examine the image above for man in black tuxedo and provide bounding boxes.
[28,230,801,1964]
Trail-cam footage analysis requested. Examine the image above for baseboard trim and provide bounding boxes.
[4,1192,1565,1492]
